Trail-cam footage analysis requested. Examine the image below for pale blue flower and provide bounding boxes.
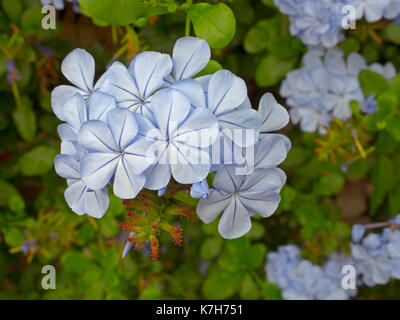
[41,0,64,10]
[57,92,116,157]
[351,233,391,286]
[197,165,286,239]
[369,62,397,81]
[100,52,172,118]
[274,0,344,48]
[51,49,110,120]
[140,88,219,190]
[352,224,366,242]
[78,108,154,199]
[54,154,109,218]
[348,0,391,22]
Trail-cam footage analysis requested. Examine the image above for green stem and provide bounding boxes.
[11,83,22,110]
[185,0,192,37]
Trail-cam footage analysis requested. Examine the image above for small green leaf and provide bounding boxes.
[263,282,282,300]
[139,285,162,300]
[255,55,296,87]
[203,271,241,299]
[61,252,98,274]
[0,179,20,207]
[200,237,223,260]
[4,228,25,247]
[13,98,36,142]
[313,172,345,196]
[188,3,236,49]
[18,146,57,176]
[21,6,42,36]
[244,18,279,54]
[359,70,390,97]
[240,274,259,299]
[2,0,22,23]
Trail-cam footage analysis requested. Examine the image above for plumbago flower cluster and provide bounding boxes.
[266,215,400,300]
[280,47,396,133]
[274,0,400,48]
[40,0,81,13]
[52,37,291,245]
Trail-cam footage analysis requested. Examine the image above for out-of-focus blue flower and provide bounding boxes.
[6,59,20,85]
[21,239,39,254]
[352,224,366,242]
[140,88,219,190]
[197,165,286,239]
[369,62,397,81]
[41,0,64,10]
[361,94,378,114]
[157,187,167,197]
[351,232,391,286]
[54,154,109,218]
[266,245,355,300]
[190,179,211,199]
[281,48,370,133]
[51,49,110,120]
[348,0,391,22]
[274,0,345,48]
[78,108,153,199]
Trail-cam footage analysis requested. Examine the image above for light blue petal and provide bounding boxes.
[124,136,156,175]
[207,70,247,115]
[100,62,141,110]
[218,197,252,239]
[84,187,109,218]
[158,187,167,197]
[239,168,286,195]
[217,108,261,147]
[150,88,191,138]
[54,154,80,179]
[238,191,281,218]
[128,51,172,98]
[64,180,87,215]
[169,143,211,184]
[51,85,86,121]
[61,94,87,131]
[173,107,219,148]
[173,37,211,80]
[254,134,291,169]
[77,120,118,153]
[144,162,171,190]
[351,224,366,243]
[197,189,231,223]
[258,93,290,132]
[80,152,119,190]
[61,49,94,92]
[57,123,77,141]
[213,165,246,193]
[88,91,116,121]
[170,79,206,109]
[107,108,138,150]
[113,158,145,199]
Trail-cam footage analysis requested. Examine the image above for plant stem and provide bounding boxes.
[185,0,192,37]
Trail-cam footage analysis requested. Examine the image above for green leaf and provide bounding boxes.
[246,243,267,269]
[8,194,25,213]
[202,271,241,299]
[21,6,42,36]
[200,237,223,260]
[18,146,57,176]
[188,3,236,49]
[313,172,345,196]
[99,214,119,237]
[239,274,259,299]
[4,228,24,247]
[382,22,400,45]
[139,285,162,300]
[244,18,279,54]
[61,252,98,274]
[263,282,282,300]
[79,0,168,26]
[266,36,304,60]
[2,0,22,23]
[255,55,296,87]
[370,156,395,213]
[386,117,400,142]
[0,179,20,206]
[346,158,370,180]
[359,70,390,97]
[13,98,36,142]
[196,60,222,77]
